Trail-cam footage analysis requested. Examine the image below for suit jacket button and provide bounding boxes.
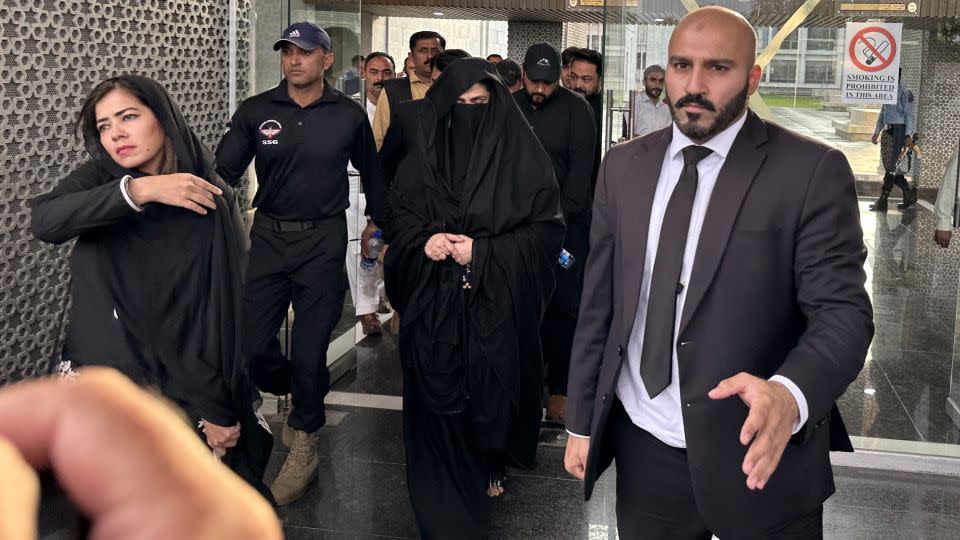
[617,346,623,356]
[602,393,608,401]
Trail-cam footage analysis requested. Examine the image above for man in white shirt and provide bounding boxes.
[564,7,872,539]
[934,145,959,248]
[362,52,395,123]
[627,64,672,139]
[348,52,395,334]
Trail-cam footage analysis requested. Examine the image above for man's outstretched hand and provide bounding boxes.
[709,373,799,491]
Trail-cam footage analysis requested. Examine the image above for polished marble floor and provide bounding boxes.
[268,199,960,538]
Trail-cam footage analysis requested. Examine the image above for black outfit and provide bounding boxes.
[609,400,824,539]
[873,127,916,211]
[567,111,872,538]
[379,99,421,189]
[514,86,596,396]
[215,80,389,433]
[29,75,273,500]
[585,91,604,185]
[384,58,564,538]
[872,85,917,211]
[381,77,415,116]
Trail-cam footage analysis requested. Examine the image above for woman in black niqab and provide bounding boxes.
[29,75,273,502]
[384,58,564,538]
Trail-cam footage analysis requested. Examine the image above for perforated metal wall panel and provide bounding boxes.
[0,0,252,386]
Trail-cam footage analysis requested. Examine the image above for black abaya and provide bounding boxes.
[383,58,564,538]
[29,75,273,501]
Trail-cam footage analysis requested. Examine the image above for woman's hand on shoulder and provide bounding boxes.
[128,174,222,215]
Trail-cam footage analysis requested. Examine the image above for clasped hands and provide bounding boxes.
[424,233,473,265]
[564,373,799,491]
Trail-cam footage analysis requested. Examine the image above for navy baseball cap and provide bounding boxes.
[523,43,560,83]
[273,22,332,52]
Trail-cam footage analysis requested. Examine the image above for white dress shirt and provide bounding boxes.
[935,146,959,231]
[365,96,377,125]
[632,93,672,137]
[602,112,807,448]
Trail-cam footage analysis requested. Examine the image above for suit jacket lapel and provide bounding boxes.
[621,129,671,340]
[678,111,768,336]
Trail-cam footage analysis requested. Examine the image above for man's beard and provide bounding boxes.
[645,87,661,101]
[574,87,597,98]
[668,81,749,142]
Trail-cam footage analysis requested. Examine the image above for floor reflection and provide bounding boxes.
[850,199,960,445]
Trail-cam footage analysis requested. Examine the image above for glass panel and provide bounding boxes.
[602,1,960,456]
[807,28,839,52]
[283,1,367,363]
[768,59,797,84]
[803,59,837,85]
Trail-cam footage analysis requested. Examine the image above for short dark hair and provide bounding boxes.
[486,54,503,61]
[428,49,470,73]
[352,54,362,64]
[364,51,396,70]
[561,46,579,68]
[409,31,446,51]
[570,48,603,78]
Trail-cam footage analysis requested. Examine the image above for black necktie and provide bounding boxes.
[639,144,713,399]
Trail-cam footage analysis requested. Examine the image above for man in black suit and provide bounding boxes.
[563,7,873,539]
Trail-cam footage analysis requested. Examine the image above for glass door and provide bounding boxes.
[237,0,366,392]
[598,0,960,458]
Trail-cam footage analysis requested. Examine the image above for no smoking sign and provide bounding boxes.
[848,26,897,72]
[842,22,902,105]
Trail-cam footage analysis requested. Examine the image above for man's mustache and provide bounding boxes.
[673,93,716,111]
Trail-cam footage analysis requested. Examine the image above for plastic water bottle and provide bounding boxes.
[558,248,575,270]
[360,230,383,272]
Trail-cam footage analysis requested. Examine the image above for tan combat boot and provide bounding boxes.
[281,422,295,448]
[280,407,295,447]
[270,429,319,505]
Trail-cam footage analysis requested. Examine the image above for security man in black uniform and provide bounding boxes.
[215,22,390,505]
[514,42,597,425]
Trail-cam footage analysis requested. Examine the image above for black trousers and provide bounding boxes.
[540,302,577,396]
[610,401,823,540]
[243,214,347,433]
[882,123,907,173]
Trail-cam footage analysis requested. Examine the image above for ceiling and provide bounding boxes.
[304,0,958,28]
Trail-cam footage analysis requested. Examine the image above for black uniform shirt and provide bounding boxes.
[514,86,597,223]
[215,79,389,225]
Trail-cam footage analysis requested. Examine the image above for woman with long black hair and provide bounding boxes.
[30,75,273,500]
[384,58,564,538]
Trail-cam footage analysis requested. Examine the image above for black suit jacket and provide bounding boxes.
[566,110,873,537]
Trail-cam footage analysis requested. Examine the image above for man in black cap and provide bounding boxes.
[515,42,597,424]
[215,21,390,505]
